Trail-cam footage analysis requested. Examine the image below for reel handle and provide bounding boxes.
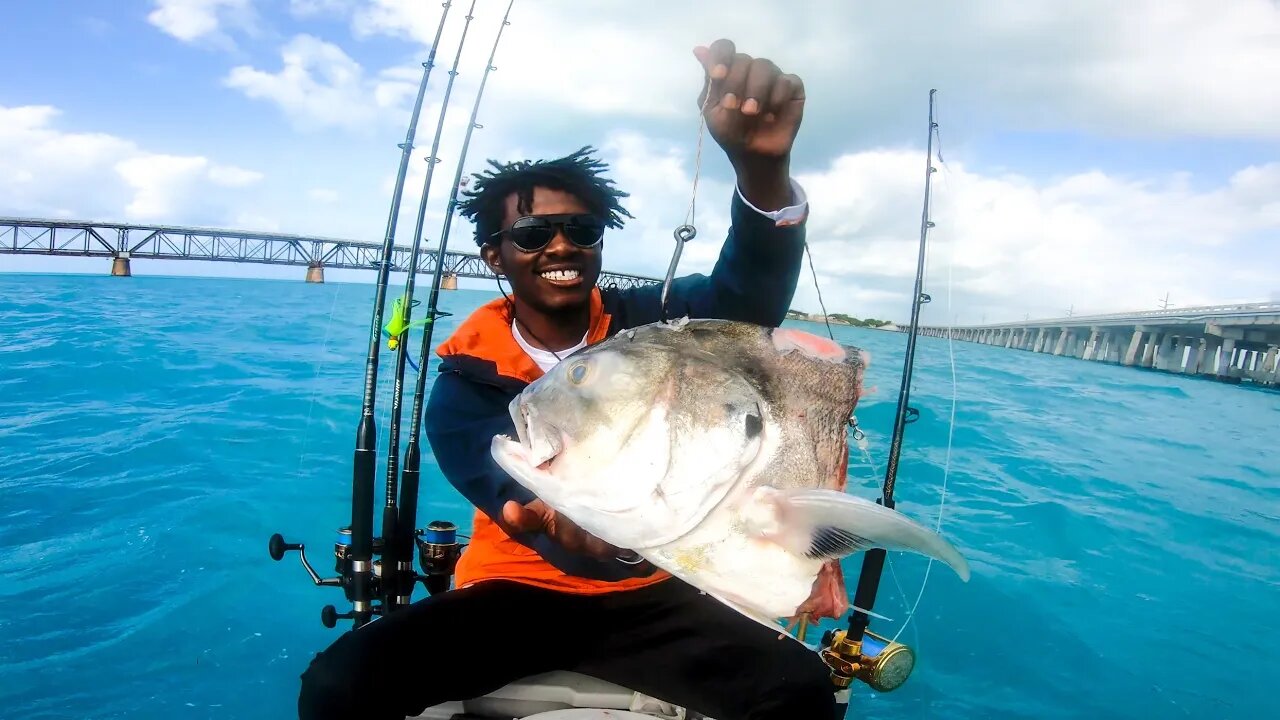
[321,605,355,629]
[269,533,301,561]
[268,533,341,588]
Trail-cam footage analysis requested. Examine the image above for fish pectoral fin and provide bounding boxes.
[763,487,971,582]
[807,527,869,560]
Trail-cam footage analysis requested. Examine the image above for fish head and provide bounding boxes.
[491,329,772,551]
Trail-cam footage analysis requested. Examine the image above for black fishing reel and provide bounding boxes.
[269,521,464,628]
[414,520,464,596]
[268,527,383,628]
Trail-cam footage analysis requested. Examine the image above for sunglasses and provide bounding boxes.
[490,213,605,253]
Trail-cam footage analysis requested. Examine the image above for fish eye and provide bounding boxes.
[744,412,763,439]
[568,361,590,385]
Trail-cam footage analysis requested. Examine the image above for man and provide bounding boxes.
[297,39,837,720]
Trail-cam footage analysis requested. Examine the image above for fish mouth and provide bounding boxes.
[507,396,563,471]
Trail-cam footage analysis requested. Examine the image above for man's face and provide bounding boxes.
[482,186,603,315]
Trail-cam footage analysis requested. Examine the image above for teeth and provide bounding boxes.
[540,269,580,281]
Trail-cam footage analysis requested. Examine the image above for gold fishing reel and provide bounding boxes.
[819,628,916,693]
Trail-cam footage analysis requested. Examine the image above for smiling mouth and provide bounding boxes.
[539,268,582,284]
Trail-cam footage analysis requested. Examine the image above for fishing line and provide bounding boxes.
[684,90,712,230]
[660,83,714,320]
[851,439,915,629]
[889,116,959,645]
[804,241,836,342]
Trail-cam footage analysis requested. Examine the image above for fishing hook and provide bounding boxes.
[660,224,696,321]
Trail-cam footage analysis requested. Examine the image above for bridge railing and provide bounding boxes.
[926,301,1280,330]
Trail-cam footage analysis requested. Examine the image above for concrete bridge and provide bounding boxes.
[0,216,662,291]
[916,302,1280,388]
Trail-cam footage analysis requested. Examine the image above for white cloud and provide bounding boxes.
[115,154,212,219]
[147,0,253,44]
[114,155,262,221]
[0,105,135,220]
[345,0,1280,139]
[350,0,697,120]
[590,131,736,278]
[0,104,263,225]
[788,151,1280,323]
[223,34,420,131]
[209,165,265,187]
[349,0,442,43]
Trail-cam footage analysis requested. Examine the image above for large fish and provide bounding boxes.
[490,317,969,632]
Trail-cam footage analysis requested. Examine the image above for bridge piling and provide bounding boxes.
[1184,338,1201,373]
[1083,329,1100,360]
[1245,349,1262,380]
[305,263,324,283]
[111,253,131,277]
[1154,334,1175,371]
[1168,336,1187,372]
[1102,332,1118,362]
[1180,337,1195,372]
[441,273,457,290]
[1123,327,1145,366]
[1237,344,1267,379]
[1219,339,1237,379]
[1206,338,1222,376]
[1141,332,1159,368]
[1093,332,1107,361]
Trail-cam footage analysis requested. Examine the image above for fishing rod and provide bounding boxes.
[820,88,939,695]
[379,0,479,618]
[395,0,516,612]
[266,2,454,629]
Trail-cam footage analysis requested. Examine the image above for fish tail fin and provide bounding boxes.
[771,487,971,582]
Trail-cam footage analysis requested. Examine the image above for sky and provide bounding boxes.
[1,0,1278,324]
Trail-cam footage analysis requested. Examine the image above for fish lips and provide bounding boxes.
[506,395,563,470]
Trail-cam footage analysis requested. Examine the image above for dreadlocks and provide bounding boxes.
[456,146,634,247]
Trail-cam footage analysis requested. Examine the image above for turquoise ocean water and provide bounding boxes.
[1,273,1277,719]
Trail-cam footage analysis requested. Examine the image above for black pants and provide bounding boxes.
[297,578,839,720]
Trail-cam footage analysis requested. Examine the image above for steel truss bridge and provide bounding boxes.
[0,217,662,290]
